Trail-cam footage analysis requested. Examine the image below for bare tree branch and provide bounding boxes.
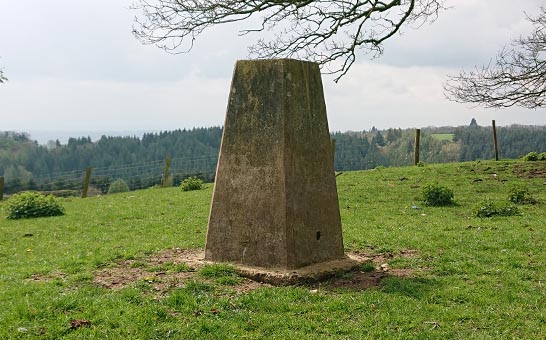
[0,56,7,83]
[132,0,445,82]
[445,7,546,109]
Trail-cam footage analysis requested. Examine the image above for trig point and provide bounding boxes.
[205,59,347,274]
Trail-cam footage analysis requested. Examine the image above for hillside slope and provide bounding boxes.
[1,160,545,339]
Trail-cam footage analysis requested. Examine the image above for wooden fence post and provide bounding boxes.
[0,176,4,201]
[492,120,499,161]
[81,167,92,198]
[414,129,421,165]
[162,156,171,188]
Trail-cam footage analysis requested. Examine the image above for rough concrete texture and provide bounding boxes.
[234,256,361,286]
[205,59,345,269]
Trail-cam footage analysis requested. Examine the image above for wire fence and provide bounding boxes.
[1,153,220,196]
[1,142,400,197]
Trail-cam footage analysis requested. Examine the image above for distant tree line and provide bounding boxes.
[333,121,546,170]
[0,128,221,194]
[453,120,546,161]
[1,121,545,194]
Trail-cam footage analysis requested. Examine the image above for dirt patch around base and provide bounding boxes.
[26,270,68,283]
[93,248,424,293]
[94,248,205,291]
[311,249,419,291]
[511,162,546,179]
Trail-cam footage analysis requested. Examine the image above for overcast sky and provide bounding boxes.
[1,0,546,141]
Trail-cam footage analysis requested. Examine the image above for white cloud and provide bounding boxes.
[377,0,544,67]
[0,77,230,131]
[324,62,546,131]
[4,62,543,134]
[1,0,546,134]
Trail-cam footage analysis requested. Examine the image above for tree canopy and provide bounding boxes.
[4,124,546,195]
[132,0,444,81]
[445,7,546,109]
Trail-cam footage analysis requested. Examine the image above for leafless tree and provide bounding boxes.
[445,8,546,109]
[0,57,6,83]
[132,0,445,81]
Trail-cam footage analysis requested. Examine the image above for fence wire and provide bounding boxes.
[3,144,391,195]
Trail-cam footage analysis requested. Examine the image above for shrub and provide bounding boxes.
[522,151,539,161]
[508,185,538,205]
[4,192,65,219]
[475,199,520,218]
[538,152,546,161]
[107,179,130,194]
[422,183,454,206]
[180,177,203,191]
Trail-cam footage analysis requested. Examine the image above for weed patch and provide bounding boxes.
[474,199,520,218]
[422,183,454,206]
[507,185,539,205]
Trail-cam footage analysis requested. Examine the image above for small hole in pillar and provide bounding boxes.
[316,231,321,240]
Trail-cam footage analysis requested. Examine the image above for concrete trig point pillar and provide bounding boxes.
[205,59,346,272]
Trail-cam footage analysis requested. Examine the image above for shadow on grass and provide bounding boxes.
[308,268,437,299]
[379,276,437,299]
[306,269,438,298]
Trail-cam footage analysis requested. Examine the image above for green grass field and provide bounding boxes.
[431,133,455,142]
[1,160,545,339]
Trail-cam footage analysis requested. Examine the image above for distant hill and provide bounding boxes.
[1,122,545,194]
